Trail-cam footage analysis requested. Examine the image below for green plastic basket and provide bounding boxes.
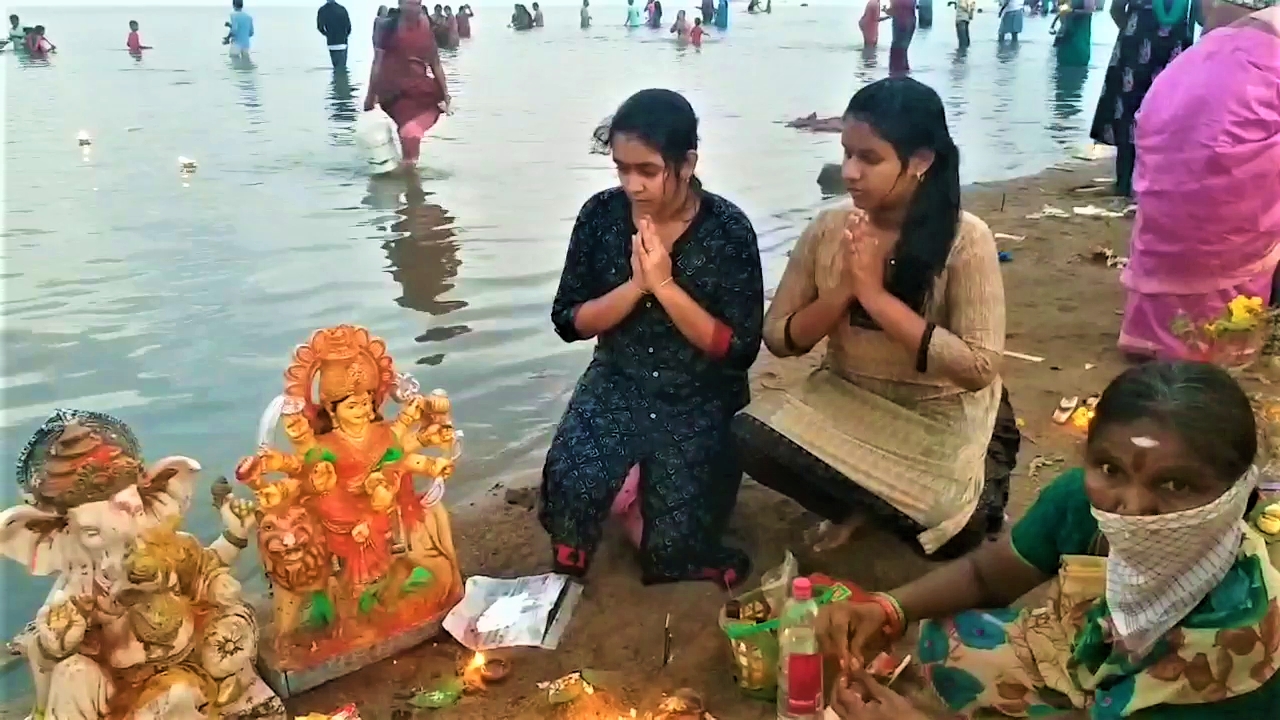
[717,582,851,700]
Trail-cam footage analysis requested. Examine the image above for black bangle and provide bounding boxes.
[223,530,249,549]
[783,313,800,353]
[916,322,936,374]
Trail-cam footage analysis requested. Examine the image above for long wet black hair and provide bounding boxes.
[1088,361,1258,489]
[844,77,961,319]
[592,88,703,194]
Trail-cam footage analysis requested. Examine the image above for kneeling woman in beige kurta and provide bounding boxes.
[733,77,1020,559]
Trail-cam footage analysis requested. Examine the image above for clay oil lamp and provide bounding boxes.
[460,651,511,693]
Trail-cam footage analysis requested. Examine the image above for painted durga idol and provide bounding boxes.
[234,325,463,696]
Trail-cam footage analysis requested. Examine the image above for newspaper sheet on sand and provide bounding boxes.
[443,573,584,651]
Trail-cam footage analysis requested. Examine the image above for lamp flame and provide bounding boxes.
[467,652,486,671]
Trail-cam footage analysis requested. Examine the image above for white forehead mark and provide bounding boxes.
[1130,436,1159,448]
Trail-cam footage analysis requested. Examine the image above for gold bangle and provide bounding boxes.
[658,277,674,289]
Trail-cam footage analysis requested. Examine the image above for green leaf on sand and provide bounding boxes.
[579,668,624,693]
[410,677,464,708]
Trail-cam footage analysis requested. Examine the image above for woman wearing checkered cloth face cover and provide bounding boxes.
[821,361,1280,720]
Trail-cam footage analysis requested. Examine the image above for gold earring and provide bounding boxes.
[915,170,925,181]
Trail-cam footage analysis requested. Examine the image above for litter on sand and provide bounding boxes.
[1073,204,1135,219]
[994,233,1025,242]
[1003,350,1045,363]
[1089,245,1129,269]
[1026,205,1070,219]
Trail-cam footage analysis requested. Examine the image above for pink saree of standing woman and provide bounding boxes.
[1119,2,1280,360]
[365,0,452,170]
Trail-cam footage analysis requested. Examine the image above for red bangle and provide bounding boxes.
[870,592,906,640]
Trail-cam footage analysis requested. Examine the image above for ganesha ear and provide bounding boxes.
[141,455,202,521]
[0,505,71,577]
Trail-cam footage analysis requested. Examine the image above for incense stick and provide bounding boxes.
[662,613,672,666]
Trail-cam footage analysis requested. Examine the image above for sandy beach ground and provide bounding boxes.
[0,160,1174,719]
[275,160,1149,719]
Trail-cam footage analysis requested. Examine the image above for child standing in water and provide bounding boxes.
[581,0,591,28]
[690,16,706,46]
[126,20,152,53]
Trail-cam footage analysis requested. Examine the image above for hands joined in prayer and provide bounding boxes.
[842,208,890,302]
[631,216,674,293]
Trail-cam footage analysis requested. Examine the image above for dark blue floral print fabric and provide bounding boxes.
[540,187,763,585]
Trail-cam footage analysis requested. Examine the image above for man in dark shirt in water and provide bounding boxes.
[317,0,352,69]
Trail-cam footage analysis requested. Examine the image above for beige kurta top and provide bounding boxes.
[744,206,1006,553]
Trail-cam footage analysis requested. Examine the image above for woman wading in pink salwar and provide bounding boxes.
[364,0,452,171]
[1119,1,1280,360]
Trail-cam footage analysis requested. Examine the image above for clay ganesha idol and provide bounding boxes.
[234,325,463,686]
[0,409,284,720]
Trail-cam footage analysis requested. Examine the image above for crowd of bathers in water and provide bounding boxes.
[374,2,474,49]
[4,14,56,56]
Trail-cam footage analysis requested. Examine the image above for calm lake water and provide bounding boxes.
[0,0,1118,695]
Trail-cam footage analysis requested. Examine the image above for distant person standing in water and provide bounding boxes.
[26,25,54,55]
[8,15,24,45]
[701,0,715,22]
[859,0,881,46]
[439,6,461,46]
[626,0,643,27]
[888,0,917,74]
[226,0,254,56]
[317,0,352,69]
[691,16,707,45]
[365,0,451,171]
[581,0,592,27]
[918,0,935,27]
[997,0,1023,42]
[374,5,390,42]
[715,0,729,28]
[511,3,534,29]
[649,0,664,27]
[457,4,473,37]
[127,20,152,53]
[533,2,545,26]
[671,9,691,37]
[952,0,975,47]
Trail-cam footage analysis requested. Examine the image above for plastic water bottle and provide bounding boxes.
[777,577,824,719]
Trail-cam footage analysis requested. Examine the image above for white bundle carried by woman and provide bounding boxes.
[355,107,402,175]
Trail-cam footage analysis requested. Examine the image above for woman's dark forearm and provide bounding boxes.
[890,539,1052,623]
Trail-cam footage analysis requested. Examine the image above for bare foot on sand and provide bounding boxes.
[804,515,867,552]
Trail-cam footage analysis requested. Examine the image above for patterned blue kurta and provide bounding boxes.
[540,187,763,585]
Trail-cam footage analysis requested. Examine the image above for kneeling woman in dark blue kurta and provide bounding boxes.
[540,89,764,587]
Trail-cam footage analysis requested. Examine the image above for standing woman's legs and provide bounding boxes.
[539,379,637,577]
[1115,141,1136,198]
[398,109,442,166]
[638,404,748,587]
